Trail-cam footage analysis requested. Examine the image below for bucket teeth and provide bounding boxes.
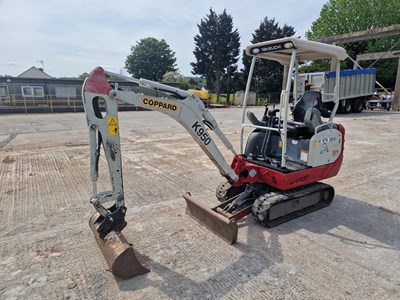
[89,213,150,279]
[183,193,238,244]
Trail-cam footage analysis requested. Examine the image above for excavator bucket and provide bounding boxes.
[183,193,238,244]
[89,213,150,279]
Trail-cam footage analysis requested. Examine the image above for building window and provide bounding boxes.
[55,86,77,98]
[0,86,8,96]
[22,86,44,97]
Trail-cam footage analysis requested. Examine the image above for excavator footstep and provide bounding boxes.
[183,193,238,244]
[89,213,150,279]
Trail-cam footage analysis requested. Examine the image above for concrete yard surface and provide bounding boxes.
[0,108,399,299]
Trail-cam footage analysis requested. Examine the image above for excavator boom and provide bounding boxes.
[82,67,240,278]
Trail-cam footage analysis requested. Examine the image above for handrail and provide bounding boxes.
[240,56,257,153]
[242,123,281,133]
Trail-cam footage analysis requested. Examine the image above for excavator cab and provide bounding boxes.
[186,37,347,239]
[245,90,333,167]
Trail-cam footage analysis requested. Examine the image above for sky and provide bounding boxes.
[0,0,327,78]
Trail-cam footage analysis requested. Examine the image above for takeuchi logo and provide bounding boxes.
[261,44,282,52]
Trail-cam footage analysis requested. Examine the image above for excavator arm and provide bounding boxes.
[83,67,238,235]
[82,67,241,277]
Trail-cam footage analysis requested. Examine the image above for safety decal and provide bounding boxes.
[141,96,179,112]
[108,117,118,136]
[300,150,308,162]
[320,143,329,154]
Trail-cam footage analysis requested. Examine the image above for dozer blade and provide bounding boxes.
[89,212,150,279]
[183,193,238,244]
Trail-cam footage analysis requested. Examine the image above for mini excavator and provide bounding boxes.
[82,37,348,278]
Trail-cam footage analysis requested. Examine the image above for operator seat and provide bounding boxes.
[293,91,330,132]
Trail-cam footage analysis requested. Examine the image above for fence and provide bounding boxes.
[257,92,282,105]
[0,94,139,114]
[0,91,285,114]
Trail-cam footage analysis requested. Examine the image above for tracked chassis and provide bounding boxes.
[251,182,334,227]
[185,181,334,243]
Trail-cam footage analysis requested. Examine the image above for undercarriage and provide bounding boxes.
[185,177,335,244]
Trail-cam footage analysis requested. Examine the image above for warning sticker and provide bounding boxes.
[107,117,118,136]
[300,150,308,162]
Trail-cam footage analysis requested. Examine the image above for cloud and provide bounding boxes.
[1,61,18,66]
[0,0,325,77]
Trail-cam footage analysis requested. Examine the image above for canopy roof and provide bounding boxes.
[245,37,348,65]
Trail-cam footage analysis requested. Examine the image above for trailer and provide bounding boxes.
[366,88,393,111]
[298,68,376,113]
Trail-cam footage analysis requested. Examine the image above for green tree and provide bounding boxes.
[125,37,177,81]
[78,72,89,80]
[163,71,192,90]
[306,0,400,88]
[191,9,240,104]
[242,17,295,95]
[187,77,206,89]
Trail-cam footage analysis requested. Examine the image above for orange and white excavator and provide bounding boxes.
[82,37,347,278]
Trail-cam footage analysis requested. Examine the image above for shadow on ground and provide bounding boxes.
[116,194,400,298]
[337,110,398,118]
[272,195,400,251]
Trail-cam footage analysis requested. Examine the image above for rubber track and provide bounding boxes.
[252,182,334,227]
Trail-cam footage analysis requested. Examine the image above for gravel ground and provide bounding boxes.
[0,108,399,300]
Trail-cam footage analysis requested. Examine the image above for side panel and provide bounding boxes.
[324,69,376,100]
[307,128,342,167]
[299,69,376,102]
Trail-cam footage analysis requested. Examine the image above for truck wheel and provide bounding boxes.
[351,100,363,113]
[340,101,352,114]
